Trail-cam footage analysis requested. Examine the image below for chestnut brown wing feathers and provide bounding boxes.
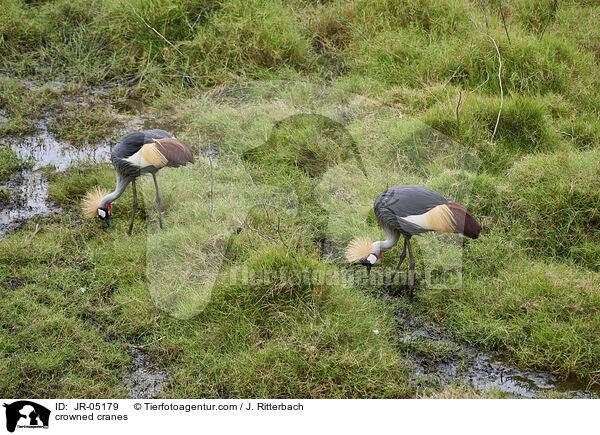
[447,201,481,239]
[153,138,194,167]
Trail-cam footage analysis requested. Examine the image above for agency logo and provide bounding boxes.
[3,401,50,433]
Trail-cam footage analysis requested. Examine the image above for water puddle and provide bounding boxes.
[0,119,114,238]
[0,171,60,236]
[7,120,112,171]
[395,302,600,398]
[0,89,168,238]
[122,348,170,399]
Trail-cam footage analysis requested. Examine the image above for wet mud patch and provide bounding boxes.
[393,298,600,398]
[130,115,182,135]
[122,348,170,399]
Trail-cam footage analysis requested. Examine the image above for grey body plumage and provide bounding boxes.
[111,129,173,178]
[374,185,449,236]
[94,129,194,234]
[347,184,481,300]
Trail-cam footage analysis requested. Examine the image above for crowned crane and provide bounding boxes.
[346,185,481,298]
[83,129,194,234]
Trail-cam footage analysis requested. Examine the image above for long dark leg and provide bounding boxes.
[128,179,138,235]
[389,237,408,284]
[407,238,416,300]
[152,172,163,229]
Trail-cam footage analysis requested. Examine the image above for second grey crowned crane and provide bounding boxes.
[83,129,194,234]
[346,185,481,298]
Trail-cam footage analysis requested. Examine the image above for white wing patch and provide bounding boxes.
[124,143,168,169]
[401,212,429,229]
[401,205,455,233]
[124,149,145,168]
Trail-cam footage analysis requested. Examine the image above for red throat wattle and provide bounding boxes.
[107,203,113,212]
[378,251,383,259]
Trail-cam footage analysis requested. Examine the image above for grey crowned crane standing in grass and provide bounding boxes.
[346,185,481,298]
[83,129,194,234]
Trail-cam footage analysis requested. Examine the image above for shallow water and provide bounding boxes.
[396,302,599,398]
[122,348,170,399]
[0,119,114,238]
[8,120,112,171]
[0,171,61,236]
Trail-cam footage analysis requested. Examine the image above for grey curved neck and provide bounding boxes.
[100,172,130,208]
[374,227,400,252]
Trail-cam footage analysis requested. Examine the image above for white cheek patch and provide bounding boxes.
[98,209,106,218]
[367,254,377,264]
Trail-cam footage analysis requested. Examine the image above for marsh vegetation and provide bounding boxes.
[1,0,599,398]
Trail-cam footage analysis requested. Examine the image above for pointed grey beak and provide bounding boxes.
[362,253,379,278]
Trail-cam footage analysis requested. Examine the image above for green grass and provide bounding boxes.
[0,77,60,136]
[1,0,600,397]
[503,150,600,270]
[47,100,123,146]
[0,76,121,145]
[0,145,27,182]
[421,255,600,380]
[0,158,413,397]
